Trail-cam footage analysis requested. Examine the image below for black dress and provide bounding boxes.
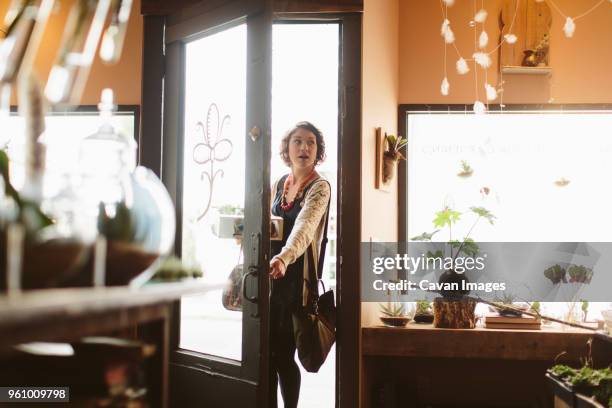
[268,174,313,408]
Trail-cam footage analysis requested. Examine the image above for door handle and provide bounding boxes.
[242,266,258,303]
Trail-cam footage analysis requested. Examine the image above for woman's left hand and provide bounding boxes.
[269,258,287,279]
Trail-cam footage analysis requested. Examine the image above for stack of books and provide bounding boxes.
[484,314,542,330]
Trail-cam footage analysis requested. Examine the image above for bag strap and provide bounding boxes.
[304,179,331,300]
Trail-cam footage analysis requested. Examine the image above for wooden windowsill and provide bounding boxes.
[362,323,594,361]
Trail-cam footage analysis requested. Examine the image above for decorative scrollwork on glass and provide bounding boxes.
[192,103,233,221]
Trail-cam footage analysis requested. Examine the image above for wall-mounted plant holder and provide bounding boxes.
[375,127,393,192]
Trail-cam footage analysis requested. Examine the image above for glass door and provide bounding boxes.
[161,2,272,407]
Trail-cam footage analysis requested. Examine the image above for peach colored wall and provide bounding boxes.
[361,0,399,328]
[399,0,612,104]
[1,0,143,106]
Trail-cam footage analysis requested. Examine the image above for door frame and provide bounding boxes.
[140,4,362,408]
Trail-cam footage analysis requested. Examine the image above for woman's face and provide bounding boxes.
[288,128,318,169]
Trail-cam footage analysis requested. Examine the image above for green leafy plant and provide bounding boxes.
[379,302,407,317]
[550,364,577,380]
[383,134,407,161]
[410,206,495,260]
[415,300,432,315]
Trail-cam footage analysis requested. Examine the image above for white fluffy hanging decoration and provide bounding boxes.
[456,57,470,75]
[473,100,487,114]
[504,33,518,44]
[563,17,576,38]
[479,31,489,48]
[441,19,455,44]
[474,9,488,23]
[442,0,455,6]
[485,83,497,101]
[440,77,450,96]
[473,52,492,68]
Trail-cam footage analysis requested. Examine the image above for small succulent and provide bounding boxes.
[544,264,566,284]
[568,264,593,283]
[379,302,407,317]
[415,300,432,315]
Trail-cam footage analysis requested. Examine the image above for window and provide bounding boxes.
[403,107,612,321]
[4,106,137,195]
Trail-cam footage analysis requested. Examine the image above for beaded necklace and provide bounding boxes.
[280,169,317,212]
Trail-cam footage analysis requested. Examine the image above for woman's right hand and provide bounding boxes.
[269,258,287,279]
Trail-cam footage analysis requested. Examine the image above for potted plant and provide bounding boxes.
[414,299,434,324]
[382,134,407,183]
[411,205,495,329]
[379,301,413,327]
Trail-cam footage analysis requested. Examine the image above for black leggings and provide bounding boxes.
[269,301,301,408]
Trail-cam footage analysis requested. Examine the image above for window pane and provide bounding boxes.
[179,24,246,360]
[406,112,612,320]
[5,112,135,196]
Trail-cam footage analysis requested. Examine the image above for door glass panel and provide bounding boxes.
[179,24,246,360]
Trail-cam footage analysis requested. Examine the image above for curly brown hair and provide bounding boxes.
[279,121,326,167]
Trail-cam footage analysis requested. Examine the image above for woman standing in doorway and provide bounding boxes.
[269,121,331,408]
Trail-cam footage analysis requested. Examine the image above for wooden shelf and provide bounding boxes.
[501,65,552,75]
[0,280,220,350]
[362,324,592,361]
[0,280,220,408]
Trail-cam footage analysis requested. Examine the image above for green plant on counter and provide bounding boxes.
[415,299,432,315]
[151,256,203,282]
[411,206,495,261]
[379,302,407,317]
[530,301,541,315]
[0,150,53,233]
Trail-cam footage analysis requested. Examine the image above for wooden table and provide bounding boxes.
[362,324,599,408]
[363,323,593,361]
[0,281,218,408]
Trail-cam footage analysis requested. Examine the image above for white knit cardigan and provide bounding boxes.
[271,176,331,306]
